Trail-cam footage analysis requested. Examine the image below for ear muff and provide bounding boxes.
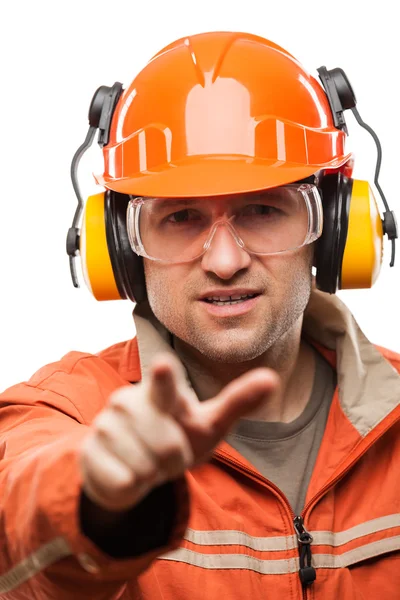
[317,64,397,272]
[105,191,147,303]
[340,180,383,289]
[315,173,384,293]
[80,192,121,301]
[315,173,352,294]
[80,191,146,303]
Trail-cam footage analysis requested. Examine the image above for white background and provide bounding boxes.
[1,0,399,391]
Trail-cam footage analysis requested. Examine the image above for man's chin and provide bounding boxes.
[194,333,269,364]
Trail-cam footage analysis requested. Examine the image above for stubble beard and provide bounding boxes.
[147,270,313,365]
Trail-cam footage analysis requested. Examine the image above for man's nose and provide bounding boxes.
[200,223,251,279]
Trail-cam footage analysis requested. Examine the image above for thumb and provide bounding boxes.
[203,368,280,436]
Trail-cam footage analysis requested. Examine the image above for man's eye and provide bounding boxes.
[167,209,202,223]
[241,204,279,216]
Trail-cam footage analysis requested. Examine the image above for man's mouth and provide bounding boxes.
[202,293,259,306]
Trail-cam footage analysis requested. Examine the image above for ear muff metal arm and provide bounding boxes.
[66,125,97,287]
[351,106,398,267]
[66,82,124,288]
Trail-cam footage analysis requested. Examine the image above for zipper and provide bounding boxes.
[293,515,316,596]
[214,451,315,595]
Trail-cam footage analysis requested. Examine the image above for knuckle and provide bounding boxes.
[154,424,189,465]
[109,390,132,412]
[80,435,95,463]
[93,412,112,436]
[109,473,135,493]
[156,441,183,463]
[136,460,159,483]
[94,462,135,494]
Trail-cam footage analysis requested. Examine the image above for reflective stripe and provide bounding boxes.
[3,516,400,592]
[313,536,400,569]
[184,514,400,550]
[160,548,300,574]
[185,528,298,551]
[160,536,400,573]
[312,514,400,547]
[0,537,71,593]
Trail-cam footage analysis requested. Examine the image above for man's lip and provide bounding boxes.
[198,289,262,300]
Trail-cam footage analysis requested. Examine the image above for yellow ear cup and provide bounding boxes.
[341,179,383,289]
[80,193,122,301]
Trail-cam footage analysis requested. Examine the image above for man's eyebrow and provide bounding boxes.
[149,198,200,210]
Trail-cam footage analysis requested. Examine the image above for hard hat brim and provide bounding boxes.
[95,154,352,198]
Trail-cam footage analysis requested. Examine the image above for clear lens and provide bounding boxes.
[127,184,323,263]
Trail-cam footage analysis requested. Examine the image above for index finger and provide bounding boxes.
[148,353,186,414]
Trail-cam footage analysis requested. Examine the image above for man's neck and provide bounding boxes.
[172,320,316,423]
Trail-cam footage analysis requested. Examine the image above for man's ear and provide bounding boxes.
[312,243,318,268]
[310,243,318,286]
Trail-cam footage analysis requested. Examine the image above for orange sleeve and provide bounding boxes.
[0,353,189,599]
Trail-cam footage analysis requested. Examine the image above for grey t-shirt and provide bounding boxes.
[226,348,336,515]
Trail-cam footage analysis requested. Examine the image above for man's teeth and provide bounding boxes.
[205,294,256,305]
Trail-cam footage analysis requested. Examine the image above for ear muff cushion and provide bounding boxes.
[105,191,147,303]
[80,192,122,301]
[340,180,383,289]
[315,173,352,294]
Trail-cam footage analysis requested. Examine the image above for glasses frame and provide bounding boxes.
[126,183,323,264]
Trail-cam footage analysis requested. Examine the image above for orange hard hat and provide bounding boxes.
[95,32,351,198]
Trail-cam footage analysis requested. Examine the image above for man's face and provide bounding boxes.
[142,194,314,364]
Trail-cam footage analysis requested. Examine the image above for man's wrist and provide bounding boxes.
[79,481,178,558]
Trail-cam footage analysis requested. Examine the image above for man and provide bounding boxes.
[0,31,399,600]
